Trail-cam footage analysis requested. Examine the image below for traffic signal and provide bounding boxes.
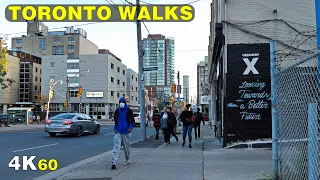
[49,90,54,100]
[44,104,48,111]
[170,96,174,103]
[125,96,129,102]
[77,93,81,99]
[63,101,67,107]
[171,84,177,93]
[181,101,185,107]
[78,87,83,95]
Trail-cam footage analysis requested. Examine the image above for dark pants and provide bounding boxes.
[168,126,178,142]
[194,124,201,138]
[155,128,160,140]
[182,124,193,143]
[163,128,170,143]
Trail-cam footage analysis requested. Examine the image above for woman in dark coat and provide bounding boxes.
[167,107,178,144]
[179,104,194,148]
[152,109,161,140]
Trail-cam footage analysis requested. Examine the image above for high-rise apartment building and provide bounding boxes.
[142,34,175,102]
[11,21,98,58]
[183,75,190,104]
[197,56,209,105]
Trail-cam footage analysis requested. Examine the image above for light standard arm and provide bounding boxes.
[45,79,63,121]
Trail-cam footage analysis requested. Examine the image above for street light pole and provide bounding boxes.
[45,79,63,121]
[66,76,70,113]
[136,0,146,141]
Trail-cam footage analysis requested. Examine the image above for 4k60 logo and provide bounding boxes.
[8,156,58,171]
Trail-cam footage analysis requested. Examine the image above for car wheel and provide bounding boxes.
[94,125,100,134]
[76,126,82,137]
[49,132,56,137]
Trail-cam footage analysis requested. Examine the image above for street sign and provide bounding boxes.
[143,67,158,71]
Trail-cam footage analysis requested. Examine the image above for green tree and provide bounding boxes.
[0,40,14,89]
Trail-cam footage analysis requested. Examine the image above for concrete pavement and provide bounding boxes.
[33,125,272,180]
[1,125,155,180]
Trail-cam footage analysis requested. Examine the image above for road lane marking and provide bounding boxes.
[12,143,59,153]
[104,133,114,136]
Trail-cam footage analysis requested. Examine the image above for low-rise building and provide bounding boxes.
[0,54,20,114]
[41,52,138,119]
[126,68,139,111]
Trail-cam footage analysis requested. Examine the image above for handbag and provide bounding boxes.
[191,115,197,123]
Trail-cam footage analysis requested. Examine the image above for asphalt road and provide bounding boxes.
[0,125,155,180]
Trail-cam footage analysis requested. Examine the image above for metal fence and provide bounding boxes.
[274,50,320,180]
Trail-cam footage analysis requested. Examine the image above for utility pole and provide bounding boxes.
[45,80,54,121]
[136,0,146,141]
[177,71,181,110]
[66,76,70,113]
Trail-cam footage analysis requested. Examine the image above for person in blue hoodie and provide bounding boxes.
[111,97,134,170]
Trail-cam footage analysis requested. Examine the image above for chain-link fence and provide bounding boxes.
[275,50,320,180]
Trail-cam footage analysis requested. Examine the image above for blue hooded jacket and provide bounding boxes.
[114,97,134,134]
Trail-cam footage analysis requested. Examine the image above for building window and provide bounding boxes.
[68,53,75,59]
[35,68,38,72]
[68,45,75,51]
[69,76,79,83]
[123,70,125,75]
[35,76,37,81]
[136,97,138,101]
[52,45,64,55]
[123,82,125,87]
[136,77,137,81]
[136,87,137,91]
[132,86,133,90]
[35,85,37,91]
[117,67,120,72]
[117,79,120,85]
[68,37,75,42]
[69,90,79,97]
[111,77,114,83]
[111,63,114,69]
[50,62,55,68]
[67,63,79,69]
[53,37,60,43]
[111,91,114,96]
[117,92,120,97]
[38,38,46,50]
[131,96,133,101]
[15,39,22,45]
[132,75,133,79]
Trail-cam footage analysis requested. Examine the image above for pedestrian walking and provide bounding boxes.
[180,104,193,148]
[32,115,36,124]
[152,109,161,140]
[167,107,178,143]
[193,108,205,139]
[111,97,134,170]
[161,107,170,145]
[37,115,41,124]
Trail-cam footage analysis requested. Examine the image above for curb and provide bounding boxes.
[0,128,44,133]
[225,141,272,149]
[34,133,156,180]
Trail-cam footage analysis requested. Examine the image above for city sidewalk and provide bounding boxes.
[0,124,44,132]
[35,125,272,180]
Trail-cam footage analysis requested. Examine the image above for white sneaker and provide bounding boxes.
[123,161,130,166]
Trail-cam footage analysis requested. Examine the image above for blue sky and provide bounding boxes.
[1,0,210,98]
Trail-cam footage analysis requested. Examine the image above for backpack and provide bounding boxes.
[191,114,197,123]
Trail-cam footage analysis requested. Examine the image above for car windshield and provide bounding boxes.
[50,114,76,120]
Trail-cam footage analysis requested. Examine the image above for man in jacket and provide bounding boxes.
[111,97,134,170]
[179,104,193,148]
[152,109,161,140]
[193,108,205,139]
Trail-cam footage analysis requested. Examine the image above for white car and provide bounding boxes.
[133,113,149,127]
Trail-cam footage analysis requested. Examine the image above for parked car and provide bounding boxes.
[133,113,148,127]
[203,113,209,121]
[45,113,100,137]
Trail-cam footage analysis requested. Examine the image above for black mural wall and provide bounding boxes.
[224,43,272,146]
